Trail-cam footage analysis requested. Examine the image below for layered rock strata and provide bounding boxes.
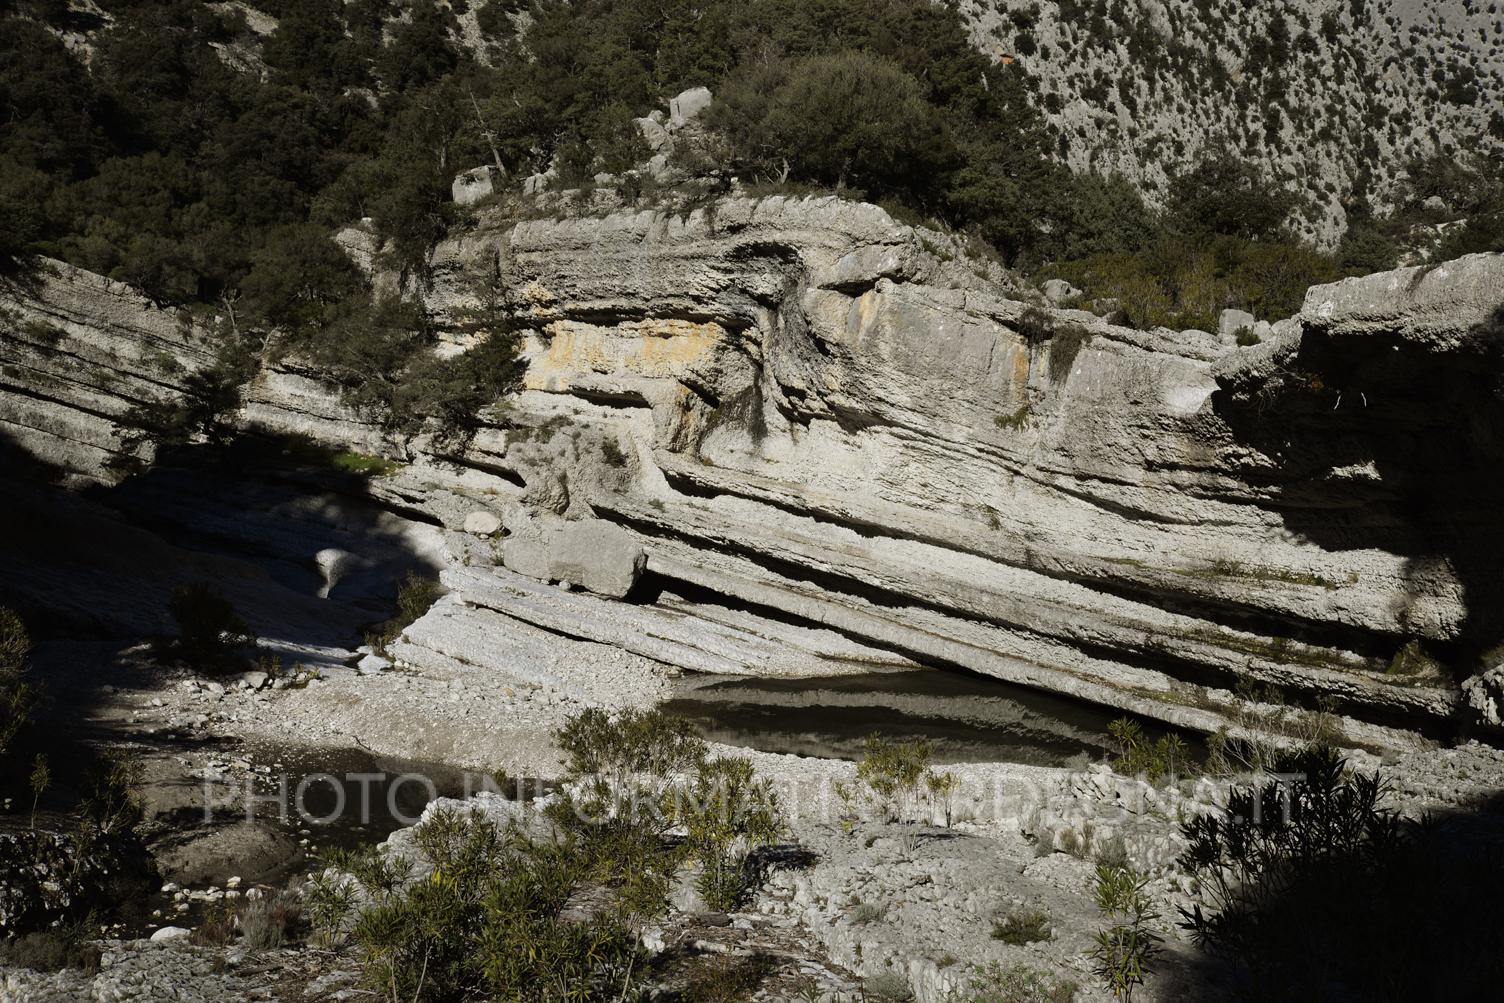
[4,200,1502,750]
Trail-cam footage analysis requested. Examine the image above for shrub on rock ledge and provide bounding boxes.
[166,582,257,672]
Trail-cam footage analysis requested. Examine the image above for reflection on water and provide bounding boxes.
[661,668,1195,767]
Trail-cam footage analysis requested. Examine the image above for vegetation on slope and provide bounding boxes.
[1,0,1499,399]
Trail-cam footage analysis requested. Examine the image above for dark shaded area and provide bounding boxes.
[1213,302,1504,676]
[661,669,1201,767]
[0,429,442,649]
[1166,751,1504,1002]
[0,425,444,934]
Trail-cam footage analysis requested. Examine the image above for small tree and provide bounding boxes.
[854,734,941,822]
[167,583,256,671]
[0,608,37,769]
[1089,863,1162,1001]
[677,756,782,911]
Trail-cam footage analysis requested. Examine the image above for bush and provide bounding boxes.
[953,962,1078,1003]
[992,907,1053,945]
[0,929,102,975]
[367,572,443,652]
[166,582,256,671]
[711,51,951,198]
[0,608,36,769]
[851,733,938,822]
[549,708,706,919]
[0,752,148,935]
[677,756,782,911]
[1044,235,1339,332]
[1088,863,1161,1002]
[1171,745,1504,1000]
[239,890,302,950]
[315,806,643,1002]
[1107,718,1190,785]
[1167,154,1295,242]
[865,970,915,1002]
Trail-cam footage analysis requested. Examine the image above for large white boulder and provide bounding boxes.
[463,510,501,536]
[501,519,645,598]
[669,86,712,128]
[1218,308,1256,338]
[452,165,500,206]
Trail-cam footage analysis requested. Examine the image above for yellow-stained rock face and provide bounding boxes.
[524,318,728,391]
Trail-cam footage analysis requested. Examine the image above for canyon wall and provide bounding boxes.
[3,199,1502,749]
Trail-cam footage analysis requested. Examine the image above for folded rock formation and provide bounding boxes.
[4,197,1502,751]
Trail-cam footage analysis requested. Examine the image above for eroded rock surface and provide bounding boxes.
[4,197,1503,749]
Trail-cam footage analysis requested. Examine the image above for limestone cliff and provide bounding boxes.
[3,199,1502,750]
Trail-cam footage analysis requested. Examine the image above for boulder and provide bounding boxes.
[153,822,300,887]
[357,653,391,675]
[550,520,646,599]
[501,535,554,582]
[669,86,712,128]
[1463,666,1504,729]
[149,926,192,943]
[452,165,500,206]
[634,116,671,153]
[463,510,502,536]
[646,152,673,181]
[1042,278,1081,305]
[500,520,645,598]
[315,548,356,600]
[1218,308,1256,338]
[522,169,557,196]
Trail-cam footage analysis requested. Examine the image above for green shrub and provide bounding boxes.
[865,970,915,1002]
[1043,234,1340,333]
[167,583,257,672]
[710,51,950,198]
[1046,323,1093,384]
[683,952,777,1003]
[319,806,642,1002]
[851,900,887,925]
[953,962,1078,1003]
[1166,153,1296,242]
[853,733,939,822]
[330,451,404,476]
[238,889,302,951]
[1173,745,1504,999]
[0,929,102,975]
[548,708,706,919]
[367,572,443,652]
[678,756,782,911]
[0,608,36,768]
[600,437,629,467]
[1088,863,1161,1002]
[1107,718,1189,785]
[992,907,1053,945]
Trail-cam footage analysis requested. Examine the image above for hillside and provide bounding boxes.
[963,0,1504,245]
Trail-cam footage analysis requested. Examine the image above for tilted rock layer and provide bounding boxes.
[4,199,1503,751]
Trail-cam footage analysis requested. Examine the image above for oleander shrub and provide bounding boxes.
[677,755,782,911]
[1088,863,1161,1002]
[1175,745,1504,1001]
[367,572,444,652]
[324,807,641,1002]
[166,582,257,671]
[0,608,36,770]
[1107,718,1191,785]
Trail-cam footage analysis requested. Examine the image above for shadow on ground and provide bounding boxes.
[1164,783,1504,1002]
